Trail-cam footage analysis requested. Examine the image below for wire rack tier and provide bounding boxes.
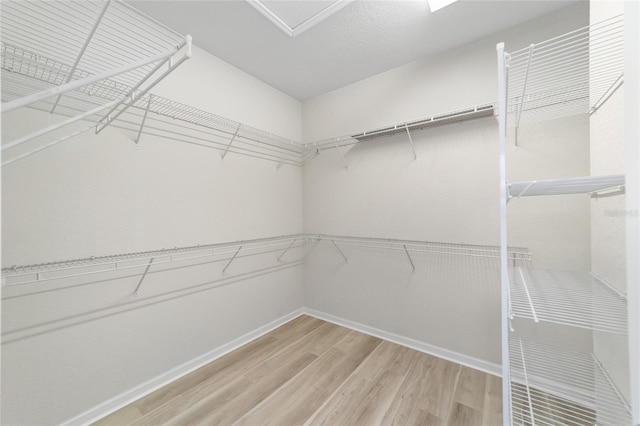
[315,233,531,261]
[303,103,494,164]
[1,234,309,287]
[506,15,624,130]
[510,339,631,426]
[1,1,304,167]
[509,267,627,335]
[508,174,625,198]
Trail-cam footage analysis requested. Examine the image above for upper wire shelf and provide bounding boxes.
[509,267,627,335]
[1,1,304,167]
[302,103,495,164]
[508,174,625,198]
[505,15,624,128]
[509,339,631,426]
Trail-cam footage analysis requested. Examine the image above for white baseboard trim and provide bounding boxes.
[303,307,502,377]
[62,308,305,426]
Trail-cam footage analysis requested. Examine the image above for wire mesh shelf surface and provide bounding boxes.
[0,0,185,90]
[508,174,625,198]
[510,339,631,426]
[505,15,624,126]
[1,234,309,287]
[509,267,627,334]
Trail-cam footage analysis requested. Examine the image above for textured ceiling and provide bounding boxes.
[132,0,578,101]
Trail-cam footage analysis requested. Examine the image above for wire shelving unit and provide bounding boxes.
[1,0,306,167]
[302,103,495,165]
[497,15,631,426]
[510,339,631,426]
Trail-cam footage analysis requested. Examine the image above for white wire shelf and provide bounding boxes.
[0,0,185,91]
[1,234,310,287]
[508,174,625,198]
[510,339,631,426]
[505,15,624,129]
[315,233,531,261]
[1,42,305,166]
[303,103,495,159]
[509,267,627,335]
[2,233,531,287]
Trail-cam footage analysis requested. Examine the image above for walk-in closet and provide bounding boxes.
[1,1,639,425]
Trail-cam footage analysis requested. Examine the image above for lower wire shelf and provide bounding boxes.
[509,339,631,426]
[509,267,628,335]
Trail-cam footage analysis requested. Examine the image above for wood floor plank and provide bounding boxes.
[132,333,284,416]
[483,374,503,426]
[233,332,382,426]
[454,365,488,411]
[95,317,511,426]
[93,404,143,426]
[448,402,484,426]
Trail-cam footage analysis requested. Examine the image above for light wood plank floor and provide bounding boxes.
[95,315,503,425]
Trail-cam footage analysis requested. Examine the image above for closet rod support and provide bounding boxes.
[1,46,181,113]
[223,245,243,274]
[277,238,297,261]
[95,36,192,134]
[331,240,348,263]
[403,244,415,271]
[135,95,153,145]
[50,0,112,114]
[404,124,417,160]
[2,98,121,152]
[221,124,242,159]
[133,257,155,296]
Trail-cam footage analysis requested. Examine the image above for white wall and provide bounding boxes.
[302,3,589,366]
[589,0,631,410]
[1,45,304,424]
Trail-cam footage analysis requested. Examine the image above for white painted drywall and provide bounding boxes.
[302,3,590,366]
[1,44,304,424]
[589,0,632,412]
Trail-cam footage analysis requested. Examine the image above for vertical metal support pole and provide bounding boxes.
[135,95,153,146]
[514,44,535,147]
[404,124,417,160]
[50,0,111,114]
[497,42,513,426]
[133,257,154,296]
[335,143,348,169]
[402,244,415,271]
[277,238,297,261]
[221,124,241,159]
[222,245,242,273]
[624,3,640,424]
[331,240,348,263]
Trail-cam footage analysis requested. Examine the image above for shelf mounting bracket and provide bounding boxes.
[221,124,242,160]
[403,244,415,271]
[223,245,243,274]
[50,0,111,114]
[135,95,153,147]
[302,238,320,260]
[514,44,535,147]
[133,257,154,296]
[335,143,348,169]
[404,124,417,160]
[331,240,348,263]
[277,238,297,261]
